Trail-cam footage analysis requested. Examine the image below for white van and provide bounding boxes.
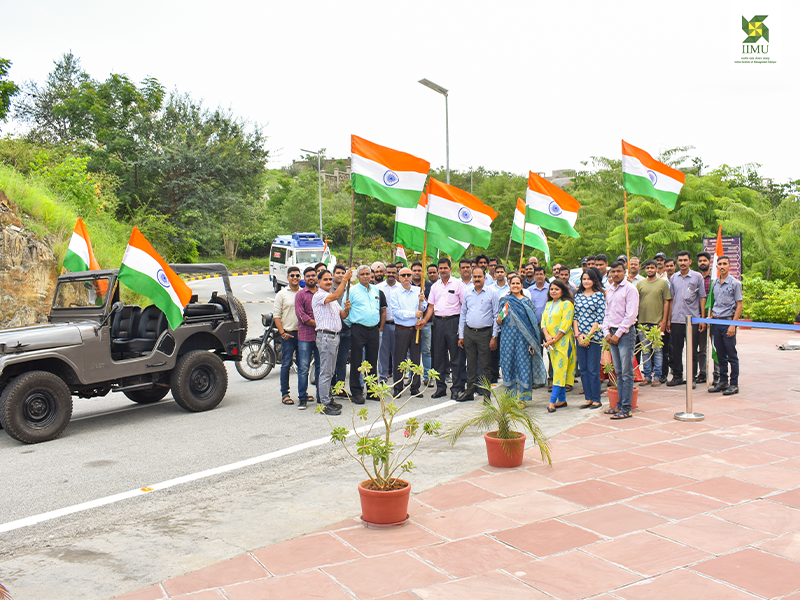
[269,233,335,292]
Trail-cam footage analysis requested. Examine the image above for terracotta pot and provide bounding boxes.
[484,431,527,468]
[739,318,753,330]
[607,387,639,411]
[358,479,411,526]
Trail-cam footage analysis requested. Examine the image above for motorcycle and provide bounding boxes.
[236,313,280,380]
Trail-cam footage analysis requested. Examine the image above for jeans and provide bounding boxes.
[420,322,432,379]
[297,340,320,401]
[609,328,635,413]
[576,341,601,403]
[333,328,351,391]
[316,331,340,406]
[711,323,739,385]
[638,324,663,382]
[279,334,299,398]
[670,323,701,381]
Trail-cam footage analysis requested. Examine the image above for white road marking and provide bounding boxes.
[242,283,255,295]
[0,400,456,533]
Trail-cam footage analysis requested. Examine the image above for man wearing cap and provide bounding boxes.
[654,253,668,280]
[581,257,590,272]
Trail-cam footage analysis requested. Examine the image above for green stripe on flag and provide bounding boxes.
[526,210,579,238]
[117,265,185,330]
[622,173,680,210]
[511,222,549,256]
[427,213,492,248]
[393,222,468,261]
[351,174,423,208]
[62,250,90,272]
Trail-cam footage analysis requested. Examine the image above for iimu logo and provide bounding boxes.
[742,15,769,53]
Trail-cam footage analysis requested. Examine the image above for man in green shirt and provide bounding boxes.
[636,259,672,386]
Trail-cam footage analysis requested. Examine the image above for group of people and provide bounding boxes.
[270,247,743,420]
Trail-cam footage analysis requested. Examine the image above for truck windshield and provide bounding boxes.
[294,250,323,264]
[54,279,110,308]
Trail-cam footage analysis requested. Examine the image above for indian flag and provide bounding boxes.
[351,135,430,208]
[621,140,686,210]
[526,172,580,238]
[117,227,192,330]
[63,217,108,294]
[321,239,332,268]
[511,198,550,265]
[704,225,724,367]
[500,301,509,322]
[395,245,408,267]
[426,178,497,249]
[394,190,470,260]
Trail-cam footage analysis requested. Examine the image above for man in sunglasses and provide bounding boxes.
[391,267,426,396]
[274,266,302,406]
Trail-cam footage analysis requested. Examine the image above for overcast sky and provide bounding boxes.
[4,0,797,182]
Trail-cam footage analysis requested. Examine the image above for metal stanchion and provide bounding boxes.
[675,315,704,422]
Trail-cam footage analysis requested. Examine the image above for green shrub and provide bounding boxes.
[742,275,800,324]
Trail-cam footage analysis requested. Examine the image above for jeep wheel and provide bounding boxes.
[124,386,171,404]
[171,350,228,412]
[0,371,73,444]
[216,294,248,343]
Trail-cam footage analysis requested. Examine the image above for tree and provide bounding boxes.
[0,57,19,124]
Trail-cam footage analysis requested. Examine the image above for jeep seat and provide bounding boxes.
[111,306,142,353]
[184,303,224,317]
[124,305,169,355]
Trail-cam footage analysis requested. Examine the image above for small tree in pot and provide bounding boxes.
[601,325,664,409]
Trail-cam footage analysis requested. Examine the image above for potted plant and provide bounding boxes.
[318,360,442,526]
[601,325,664,410]
[444,379,551,468]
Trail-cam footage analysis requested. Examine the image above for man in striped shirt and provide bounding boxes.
[312,268,352,416]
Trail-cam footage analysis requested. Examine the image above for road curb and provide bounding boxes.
[184,271,268,282]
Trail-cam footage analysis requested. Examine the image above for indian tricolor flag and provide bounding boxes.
[63,218,108,294]
[395,245,408,267]
[426,178,497,249]
[117,227,192,330]
[706,225,724,366]
[511,198,550,264]
[526,172,580,238]
[622,140,686,210]
[351,135,430,208]
[394,190,470,260]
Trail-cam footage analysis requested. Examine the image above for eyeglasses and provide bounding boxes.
[288,274,301,278]
[399,273,412,277]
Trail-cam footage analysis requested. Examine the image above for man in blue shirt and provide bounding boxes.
[529,266,550,324]
[347,265,386,403]
[391,267,427,396]
[707,256,743,396]
[457,267,499,401]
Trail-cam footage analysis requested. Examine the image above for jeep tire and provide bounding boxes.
[215,294,248,343]
[124,386,171,404]
[171,350,228,412]
[0,371,73,444]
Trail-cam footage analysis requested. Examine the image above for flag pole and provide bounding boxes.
[349,187,355,267]
[416,231,428,343]
[519,204,527,270]
[504,237,512,269]
[623,190,631,268]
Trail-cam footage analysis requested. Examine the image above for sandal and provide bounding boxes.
[554,401,568,408]
[603,407,618,415]
[547,404,557,413]
[565,385,573,392]
[580,401,594,409]
[282,396,295,405]
[610,411,632,420]
[590,402,602,409]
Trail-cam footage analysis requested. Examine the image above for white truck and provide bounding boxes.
[269,232,334,292]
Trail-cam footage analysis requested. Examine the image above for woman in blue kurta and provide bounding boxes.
[573,268,606,409]
[541,279,576,412]
[497,274,546,401]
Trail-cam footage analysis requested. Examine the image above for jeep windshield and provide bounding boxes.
[294,250,323,264]
[53,278,111,308]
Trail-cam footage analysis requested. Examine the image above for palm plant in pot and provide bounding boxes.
[318,360,442,526]
[444,379,551,468]
[601,325,664,410]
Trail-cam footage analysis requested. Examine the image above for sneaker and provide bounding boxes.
[696,374,707,384]
[351,395,366,405]
[666,378,685,387]
[322,404,342,415]
[298,399,308,410]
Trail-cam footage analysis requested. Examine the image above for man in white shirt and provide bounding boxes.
[274,266,302,405]
[376,263,399,382]
[487,264,509,296]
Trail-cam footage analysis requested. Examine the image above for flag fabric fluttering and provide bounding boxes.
[705,225,724,365]
[351,135,430,208]
[117,227,192,330]
[500,301,510,322]
[621,140,686,210]
[511,197,550,265]
[394,190,470,260]
[63,217,108,294]
[321,239,332,268]
[426,178,498,249]
[525,172,581,238]
[395,245,408,267]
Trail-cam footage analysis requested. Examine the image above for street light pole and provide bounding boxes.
[418,78,449,185]
[300,147,324,238]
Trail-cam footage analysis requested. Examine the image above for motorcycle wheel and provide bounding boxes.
[236,340,276,380]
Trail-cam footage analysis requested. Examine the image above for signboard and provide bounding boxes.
[703,234,743,280]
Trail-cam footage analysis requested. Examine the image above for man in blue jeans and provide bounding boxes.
[295,267,320,409]
[274,266,302,405]
[331,264,351,394]
[602,261,640,419]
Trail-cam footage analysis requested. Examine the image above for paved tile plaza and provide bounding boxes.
[118,329,800,599]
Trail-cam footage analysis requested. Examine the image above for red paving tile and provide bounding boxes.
[704,446,781,467]
[114,586,166,600]
[412,505,518,540]
[482,490,582,523]
[624,489,727,520]
[758,418,800,433]
[733,464,800,489]
[582,451,664,472]
[251,532,363,575]
[562,504,668,538]
[714,424,785,442]
[530,458,616,484]
[674,432,748,451]
[781,456,800,471]
[413,570,549,599]
[653,455,741,480]
[751,438,800,458]
[614,569,759,600]
[653,420,719,437]
[629,441,707,461]
[766,402,800,415]
[511,550,641,600]
[162,555,269,596]
[563,434,639,453]
[651,514,770,554]
[680,476,773,503]
[757,531,800,561]
[493,519,602,556]
[413,536,528,578]
[176,591,225,600]
[544,441,596,461]
[584,531,709,576]
[564,421,617,437]
[717,500,800,534]
[323,552,450,599]
[603,467,694,493]
[731,407,789,421]
[605,426,677,445]
[412,480,502,511]
[408,497,438,517]
[544,479,639,507]
[224,569,351,600]
[771,488,800,509]
[334,523,443,557]
[692,548,800,598]
[470,469,557,496]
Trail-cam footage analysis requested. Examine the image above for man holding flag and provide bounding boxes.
[707,255,743,396]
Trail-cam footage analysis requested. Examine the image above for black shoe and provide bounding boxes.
[711,379,720,388]
[450,391,462,400]
[696,374,707,384]
[456,392,475,402]
[692,381,697,390]
[708,382,729,393]
[666,378,686,387]
[351,395,366,405]
[432,390,447,399]
[298,399,308,410]
[410,389,421,397]
[723,385,740,396]
[322,404,342,415]
[329,400,342,409]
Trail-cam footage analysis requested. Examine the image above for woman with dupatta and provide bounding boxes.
[541,279,576,413]
[496,274,546,401]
